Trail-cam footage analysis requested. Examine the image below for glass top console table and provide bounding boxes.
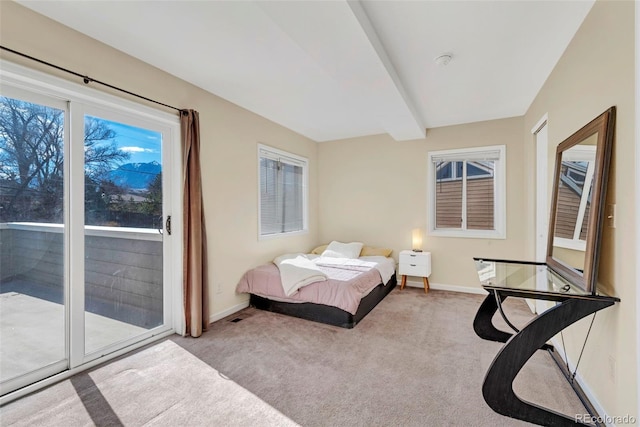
[472,258,620,427]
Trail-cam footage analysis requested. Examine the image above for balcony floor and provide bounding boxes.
[0,291,147,383]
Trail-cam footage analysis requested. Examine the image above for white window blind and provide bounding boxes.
[430,148,501,163]
[258,145,307,237]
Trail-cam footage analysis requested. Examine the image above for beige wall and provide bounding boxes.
[2,0,637,420]
[523,0,637,419]
[317,116,525,289]
[0,1,319,318]
[318,0,637,418]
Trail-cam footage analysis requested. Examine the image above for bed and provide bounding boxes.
[236,242,397,328]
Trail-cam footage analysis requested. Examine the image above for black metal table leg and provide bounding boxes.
[474,291,554,350]
[482,297,616,426]
[473,292,512,343]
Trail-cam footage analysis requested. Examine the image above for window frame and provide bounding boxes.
[257,143,308,240]
[427,145,506,239]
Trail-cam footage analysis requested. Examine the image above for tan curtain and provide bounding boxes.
[181,110,209,337]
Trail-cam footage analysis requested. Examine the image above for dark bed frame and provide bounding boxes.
[249,274,397,328]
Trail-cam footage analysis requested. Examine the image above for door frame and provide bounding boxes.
[69,102,180,367]
[531,114,548,315]
[532,114,549,262]
[0,60,183,403]
[635,2,640,417]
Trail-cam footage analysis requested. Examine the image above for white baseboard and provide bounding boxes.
[209,300,250,324]
[404,279,488,295]
[550,336,611,425]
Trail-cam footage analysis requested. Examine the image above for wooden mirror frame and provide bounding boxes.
[546,107,615,294]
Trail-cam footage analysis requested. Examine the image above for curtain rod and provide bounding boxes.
[1,45,186,115]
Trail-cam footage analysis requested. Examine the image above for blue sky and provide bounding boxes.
[93,117,162,165]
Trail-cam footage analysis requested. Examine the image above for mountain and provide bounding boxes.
[107,161,161,191]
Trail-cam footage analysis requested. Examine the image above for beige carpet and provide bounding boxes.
[1,289,587,426]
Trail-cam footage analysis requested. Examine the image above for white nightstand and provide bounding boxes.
[399,250,431,293]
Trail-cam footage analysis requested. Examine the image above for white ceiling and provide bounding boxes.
[18,0,594,142]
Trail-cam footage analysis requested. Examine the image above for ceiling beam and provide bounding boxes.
[347,0,426,141]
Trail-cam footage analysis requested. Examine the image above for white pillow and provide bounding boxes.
[321,241,363,259]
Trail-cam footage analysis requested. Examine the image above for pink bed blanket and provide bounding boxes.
[236,261,385,315]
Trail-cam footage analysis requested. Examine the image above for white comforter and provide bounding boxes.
[273,253,395,297]
[311,255,395,285]
[273,253,328,296]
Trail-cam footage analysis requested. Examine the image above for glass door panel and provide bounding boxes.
[83,115,164,355]
[0,94,67,390]
[1,65,177,398]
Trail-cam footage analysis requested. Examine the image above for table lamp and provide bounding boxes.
[412,228,423,252]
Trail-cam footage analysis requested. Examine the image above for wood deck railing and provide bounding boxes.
[0,223,163,328]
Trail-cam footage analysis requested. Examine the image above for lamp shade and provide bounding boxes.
[412,228,423,251]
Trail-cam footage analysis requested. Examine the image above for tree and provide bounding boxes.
[0,96,129,222]
[0,97,64,221]
[85,176,125,225]
[142,172,162,214]
[84,117,129,179]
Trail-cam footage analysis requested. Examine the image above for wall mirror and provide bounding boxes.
[547,107,615,293]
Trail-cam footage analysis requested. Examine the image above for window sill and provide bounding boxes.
[258,229,309,241]
[428,229,506,240]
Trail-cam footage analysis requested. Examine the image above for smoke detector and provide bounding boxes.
[434,53,453,66]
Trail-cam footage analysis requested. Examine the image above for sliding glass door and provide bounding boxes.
[82,111,166,357]
[0,90,69,395]
[0,66,179,397]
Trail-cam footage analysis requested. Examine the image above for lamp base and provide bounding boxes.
[412,249,423,252]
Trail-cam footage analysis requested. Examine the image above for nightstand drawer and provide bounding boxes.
[399,250,431,293]
[399,252,428,266]
[399,263,429,277]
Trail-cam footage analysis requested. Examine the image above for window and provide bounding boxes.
[258,144,308,238]
[427,145,506,239]
[553,145,596,251]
